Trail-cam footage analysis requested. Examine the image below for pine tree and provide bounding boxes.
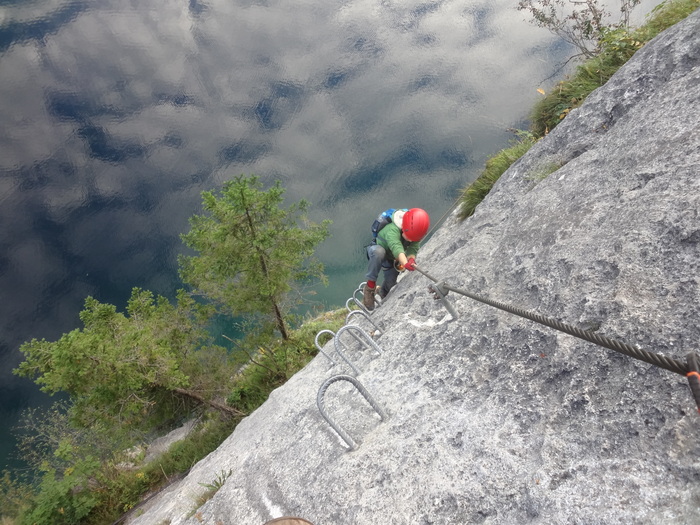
[178,175,331,340]
[15,288,244,430]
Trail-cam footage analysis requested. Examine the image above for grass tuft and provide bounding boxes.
[530,0,700,136]
[458,132,538,219]
[458,0,700,220]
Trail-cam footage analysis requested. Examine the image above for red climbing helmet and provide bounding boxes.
[402,208,430,242]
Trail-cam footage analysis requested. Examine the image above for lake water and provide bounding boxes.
[0,0,659,470]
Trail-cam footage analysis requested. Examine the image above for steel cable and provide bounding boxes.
[413,264,689,376]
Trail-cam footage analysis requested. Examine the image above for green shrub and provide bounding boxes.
[20,458,100,525]
[531,0,700,136]
[635,0,700,40]
[227,308,346,413]
[140,416,237,484]
[1,470,33,523]
[458,132,538,219]
[6,308,344,525]
[461,0,700,220]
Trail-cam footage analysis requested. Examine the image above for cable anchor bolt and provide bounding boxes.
[428,281,449,300]
[428,282,458,320]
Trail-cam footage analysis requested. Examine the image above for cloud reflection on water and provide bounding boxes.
[0,0,597,465]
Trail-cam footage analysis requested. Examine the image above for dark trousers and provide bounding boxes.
[365,244,399,297]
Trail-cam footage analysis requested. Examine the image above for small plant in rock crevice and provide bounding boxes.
[199,469,232,494]
[185,469,232,519]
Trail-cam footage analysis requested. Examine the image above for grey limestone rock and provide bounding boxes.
[128,10,700,525]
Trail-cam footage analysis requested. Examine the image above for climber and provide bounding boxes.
[363,207,430,310]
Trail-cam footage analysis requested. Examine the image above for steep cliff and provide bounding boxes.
[128,10,700,525]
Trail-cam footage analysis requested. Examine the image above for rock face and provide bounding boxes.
[128,11,700,525]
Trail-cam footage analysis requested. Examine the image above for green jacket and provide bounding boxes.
[376,221,420,261]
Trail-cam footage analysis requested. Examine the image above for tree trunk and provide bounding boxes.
[272,300,289,340]
[172,387,247,417]
[242,200,290,340]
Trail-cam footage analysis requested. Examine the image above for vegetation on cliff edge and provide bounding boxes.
[458,0,700,220]
[2,176,337,525]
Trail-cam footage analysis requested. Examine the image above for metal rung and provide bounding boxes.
[346,281,368,312]
[314,330,338,365]
[351,283,370,315]
[336,324,382,357]
[345,309,381,333]
[317,374,387,450]
[331,325,383,376]
[347,281,375,311]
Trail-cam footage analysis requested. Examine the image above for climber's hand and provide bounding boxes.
[404,257,416,271]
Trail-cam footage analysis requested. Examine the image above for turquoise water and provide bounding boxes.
[0,0,628,469]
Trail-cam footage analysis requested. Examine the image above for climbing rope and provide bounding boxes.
[413,264,700,412]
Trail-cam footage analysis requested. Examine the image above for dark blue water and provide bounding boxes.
[3,0,660,470]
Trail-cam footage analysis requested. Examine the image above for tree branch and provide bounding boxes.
[172,387,246,418]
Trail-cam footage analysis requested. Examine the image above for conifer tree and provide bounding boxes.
[15,288,244,430]
[178,175,331,340]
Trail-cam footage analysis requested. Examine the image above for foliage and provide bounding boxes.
[199,469,232,493]
[8,175,337,524]
[1,470,33,522]
[6,307,343,525]
[90,416,237,525]
[19,457,101,525]
[15,288,242,432]
[458,131,538,219]
[529,0,700,135]
[5,413,236,525]
[517,0,642,58]
[227,308,346,413]
[179,175,331,341]
[195,469,232,509]
[630,0,700,41]
[1,403,141,525]
[140,415,237,484]
[529,27,643,134]
[461,0,700,219]
[14,402,136,476]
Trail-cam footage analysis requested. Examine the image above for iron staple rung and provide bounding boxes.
[317,374,386,450]
[346,309,381,332]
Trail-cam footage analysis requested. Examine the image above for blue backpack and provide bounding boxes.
[371,208,407,240]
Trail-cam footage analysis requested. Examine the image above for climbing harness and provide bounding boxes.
[413,263,700,413]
